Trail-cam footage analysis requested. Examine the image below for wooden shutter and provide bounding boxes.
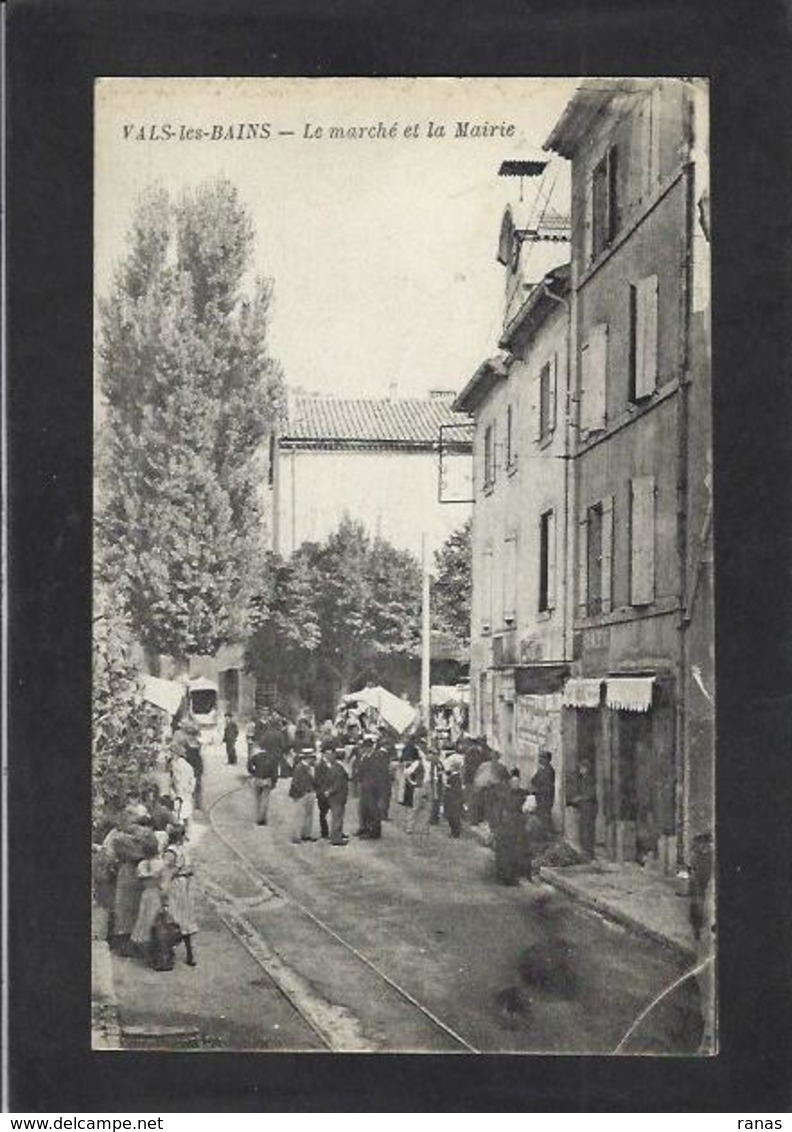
[583,177,593,265]
[481,548,493,631]
[546,510,557,610]
[577,511,589,618]
[649,85,662,188]
[503,534,517,623]
[581,323,608,432]
[635,274,659,398]
[600,495,614,614]
[630,477,656,604]
[549,353,558,433]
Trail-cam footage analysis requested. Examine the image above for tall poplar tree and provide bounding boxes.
[96,180,283,659]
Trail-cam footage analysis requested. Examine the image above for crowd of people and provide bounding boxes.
[92,704,561,974]
[240,706,559,884]
[92,716,205,971]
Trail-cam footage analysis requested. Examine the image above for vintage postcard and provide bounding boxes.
[92,76,714,1055]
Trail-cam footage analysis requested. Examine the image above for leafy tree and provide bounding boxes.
[433,519,472,648]
[96,179,283,659]
[92,593,163,831]
[246,518,422,713]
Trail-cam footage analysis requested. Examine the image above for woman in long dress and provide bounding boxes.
[169,748,196,832]
[130,832,169,961]
[163,825,198,966]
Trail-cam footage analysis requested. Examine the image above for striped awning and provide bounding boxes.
[561,678,603,709]
[605,677,655,713]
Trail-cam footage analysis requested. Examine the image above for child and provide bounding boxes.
[130,831,169,965]
[163,824,198,967]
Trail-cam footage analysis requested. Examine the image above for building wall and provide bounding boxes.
[469,298,570,805]
[562,79,712,873]
[274,447,471,561]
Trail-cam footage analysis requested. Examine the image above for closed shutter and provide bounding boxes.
[583,177,593,265]
[600,495,614,613]
[581,323,608,432]
[503,534,517,623]
[650,85,662,187]
[635,274,659,397]
[549,353,558,433]
[546,509,557,610]
[577,512,589,618]
[630,476,656,604]
[482,549,493,631]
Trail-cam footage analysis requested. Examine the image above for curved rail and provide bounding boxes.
[205,784,480,1054]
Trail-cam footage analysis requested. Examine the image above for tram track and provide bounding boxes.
[204,783,481,1053]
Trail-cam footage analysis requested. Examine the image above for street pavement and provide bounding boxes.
[109,738,704,1054]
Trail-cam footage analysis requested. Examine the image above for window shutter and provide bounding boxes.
[581,323,608,432]
[482,549,493,631]
[547,510,557,610]
[549,353,558,433]
[600,495,614,614]
[650,86,662,187]
[503,534,517,622]
[577,512,589,618]
[583,177,593,265]
[630,477,656,604]
[635,274,659,398]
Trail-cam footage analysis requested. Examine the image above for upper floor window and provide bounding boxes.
[629,476,656,605]
[505,404,516,470]
[629,275,659,401]
[481,547,494,633]
[586,146,621,263]
[538,509,557,613]
[483,422,496,490]
[538,357,558,442]
[580,323,608,434]
[503,533,517,624]
[578,496,614,618]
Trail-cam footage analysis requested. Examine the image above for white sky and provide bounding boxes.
[95,77,578,400]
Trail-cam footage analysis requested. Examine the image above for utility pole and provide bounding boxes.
[421,532,431,728]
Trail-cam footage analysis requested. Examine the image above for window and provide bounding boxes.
[630,476,656,604]
[578,496,614,618]
[481,547,493,633]
[505,404,516,470]
[591,146,621,259]
[580,323,608,433]
[538,357,557,442]
[483,422,497,489]
[503,533,517,623]
[538,509,557,612]
[629,275,659,400]
[640,86,663,199]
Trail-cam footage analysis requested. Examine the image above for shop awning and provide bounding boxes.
[561,677,603,709]
[605,676,655,713]
[515,663,570,696]
[142,674,185,718]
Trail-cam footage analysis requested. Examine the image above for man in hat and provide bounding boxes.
[179,722,204,812]
[355,735,386,839]
[288,751,317,843]
[531,750,556,833]
[247,742,281,826]
[222,712,239,766]
[313,739,337,839]
[323,747,350,846]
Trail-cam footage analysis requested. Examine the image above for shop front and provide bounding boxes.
[562,672,677,873]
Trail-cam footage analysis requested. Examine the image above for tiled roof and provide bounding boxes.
[283,395,471,448]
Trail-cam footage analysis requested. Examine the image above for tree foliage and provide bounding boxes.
[433,519,472,647]
[96,179,283,657]
[246,517,422,711]
[92,594,163,830]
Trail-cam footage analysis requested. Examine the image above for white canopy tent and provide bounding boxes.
[341,686,418,736]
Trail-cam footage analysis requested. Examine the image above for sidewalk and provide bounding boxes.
[539,859,697,959]
[465,822,696,960]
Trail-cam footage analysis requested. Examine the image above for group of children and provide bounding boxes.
[93,784,198,972]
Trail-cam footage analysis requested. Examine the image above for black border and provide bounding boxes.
[8,0,792,1112]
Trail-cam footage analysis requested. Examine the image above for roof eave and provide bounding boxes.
[452,356,510,415]
[499,266,571,349]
